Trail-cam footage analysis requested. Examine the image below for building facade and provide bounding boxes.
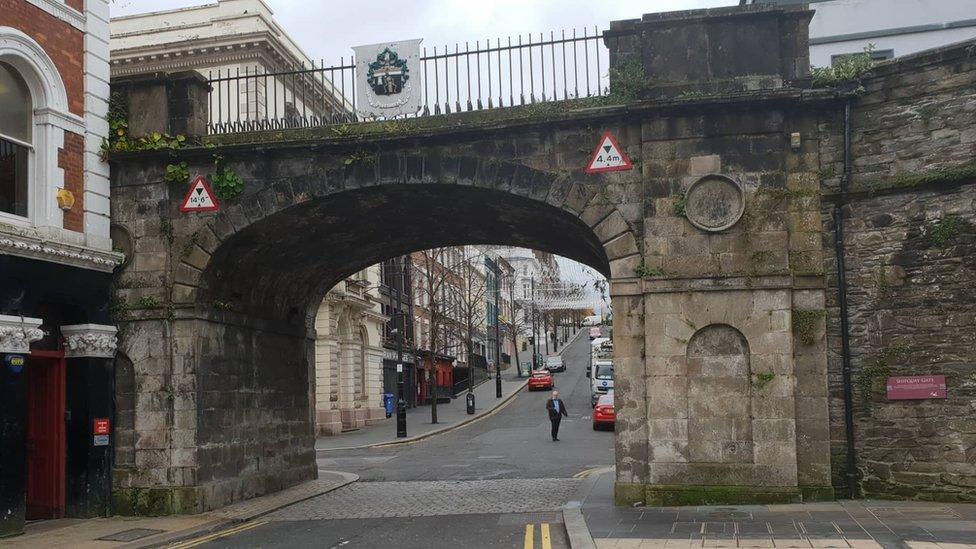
[379,257,416,407]
[0,0,120,537]
[744,0,976,67]
[110,0,348,131]
[312,267,386,435]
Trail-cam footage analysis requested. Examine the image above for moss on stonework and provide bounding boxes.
[792,309,825,346]
[799,484,835,502]
[113,486,200,516]
[855,344,911,412]
[614,482,647,506]
[848,159,976,196]
[203,97,612,147]
[926,215,965,247]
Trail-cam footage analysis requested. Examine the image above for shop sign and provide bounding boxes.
[886,375,947,400]
[93,435,110,447]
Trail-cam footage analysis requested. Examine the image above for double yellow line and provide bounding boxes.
[523,523,552,549]
[168,520,267,548]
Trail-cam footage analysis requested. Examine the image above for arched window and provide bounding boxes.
[0,61,31,218]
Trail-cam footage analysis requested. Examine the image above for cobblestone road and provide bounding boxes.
[265,478,582,519]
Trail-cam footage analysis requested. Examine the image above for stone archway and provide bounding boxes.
[111,150,632,512]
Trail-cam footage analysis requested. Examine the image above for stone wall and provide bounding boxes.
[820,41,976,502]
[614,96,833,505]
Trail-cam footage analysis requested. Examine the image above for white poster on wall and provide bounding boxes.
[353,38,424,119]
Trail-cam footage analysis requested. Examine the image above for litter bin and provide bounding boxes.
[466,392,475,415]
[383,393,395,418]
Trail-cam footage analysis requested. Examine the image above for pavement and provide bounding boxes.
[575,466,976,548]
[314,363,530,452]
[1,471,358,549]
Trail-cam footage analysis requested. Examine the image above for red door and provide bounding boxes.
[26,352,66,520]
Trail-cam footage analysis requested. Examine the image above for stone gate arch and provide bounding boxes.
[108,5,838,511]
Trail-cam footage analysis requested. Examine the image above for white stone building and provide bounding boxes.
[743,0,976,67]
[313,267,387,435]
[110,0,349,129]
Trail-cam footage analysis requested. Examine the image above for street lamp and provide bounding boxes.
[493,259,502,398]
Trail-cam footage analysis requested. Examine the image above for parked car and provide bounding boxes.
[544,355,565,372]
[592,391,615,430]
[590,360,614,406]
[588,326,602,340]
[528,369,554,391]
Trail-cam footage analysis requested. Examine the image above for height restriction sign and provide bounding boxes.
[179,175,220,213]
[585,131,632,174]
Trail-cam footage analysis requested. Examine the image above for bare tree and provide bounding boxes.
[506,277,529,377]
[457,248,489,392]
[413,246,457,424]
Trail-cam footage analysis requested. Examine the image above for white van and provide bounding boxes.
[590,360,614,406]
[582,315,602,326]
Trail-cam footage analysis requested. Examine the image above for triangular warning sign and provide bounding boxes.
[179,175,220,213]
[585,131,633,174]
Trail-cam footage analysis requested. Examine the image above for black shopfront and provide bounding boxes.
[0,254,116,537]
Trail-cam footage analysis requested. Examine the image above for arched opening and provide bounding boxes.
[184,182,615,503]
[686,324,752,464]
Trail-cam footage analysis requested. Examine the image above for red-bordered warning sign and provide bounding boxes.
[584,131,633,174]
[179,175,220,213]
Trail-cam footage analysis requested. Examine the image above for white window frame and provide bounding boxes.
[0,26,85,234]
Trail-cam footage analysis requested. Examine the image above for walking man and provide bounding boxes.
[546,390,568,441]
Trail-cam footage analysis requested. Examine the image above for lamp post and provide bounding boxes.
[493,259,502,398]
[395,255,407,438]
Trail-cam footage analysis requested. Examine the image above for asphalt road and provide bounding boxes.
[201,329,613,549]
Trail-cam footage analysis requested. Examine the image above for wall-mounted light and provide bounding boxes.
[56,188,75,211]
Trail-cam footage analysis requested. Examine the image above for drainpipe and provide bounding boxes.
[833,99,857,499]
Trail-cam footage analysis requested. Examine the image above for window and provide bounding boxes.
[830,49,893,66]
[0,62,31,218]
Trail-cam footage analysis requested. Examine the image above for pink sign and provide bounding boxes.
[886,375,947,400]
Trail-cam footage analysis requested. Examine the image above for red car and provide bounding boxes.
[592,392,615,430]
[528,369,554,391]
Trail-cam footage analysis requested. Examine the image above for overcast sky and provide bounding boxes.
[110,0,737,64]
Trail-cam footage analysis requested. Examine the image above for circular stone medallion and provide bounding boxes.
[684,174,745,232]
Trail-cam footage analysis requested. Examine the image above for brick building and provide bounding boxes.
[0,0,120,538]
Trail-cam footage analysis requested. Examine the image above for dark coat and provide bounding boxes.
[546,398,568,421]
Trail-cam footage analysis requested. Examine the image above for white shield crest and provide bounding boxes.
[353,38,423,119]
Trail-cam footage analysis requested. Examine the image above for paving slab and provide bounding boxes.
[571,469,976,549]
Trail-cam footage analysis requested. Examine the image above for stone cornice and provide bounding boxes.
[0,315,44,354]
[61,323,118,358]
[0,229,123,272]
[110,31,302,77]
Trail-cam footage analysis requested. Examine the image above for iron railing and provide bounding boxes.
[207,27,609,135]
